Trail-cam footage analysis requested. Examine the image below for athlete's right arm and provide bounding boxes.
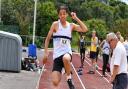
[43,22,56,64]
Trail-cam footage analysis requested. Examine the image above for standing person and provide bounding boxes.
[77,34,86,75]
[43,5,88,89]
[96,38,100,62]
[123,37,128,62]
[116,31,124,43]
[107,33,128,89]
[123,37,128,71]
[88,30,98,74]
[100,39,110,77]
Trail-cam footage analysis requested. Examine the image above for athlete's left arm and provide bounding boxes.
[71,12,88,32]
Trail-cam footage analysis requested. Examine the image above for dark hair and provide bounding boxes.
[57,5,69,14]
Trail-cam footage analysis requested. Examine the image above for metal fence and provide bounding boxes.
[0,25,19,34]
[20,35,46,48]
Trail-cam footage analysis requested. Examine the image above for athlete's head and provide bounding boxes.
[57,5,69,22]
[92,30,96,38]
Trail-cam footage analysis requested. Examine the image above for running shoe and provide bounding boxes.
[77,68,82,72]
[67,79,75,89]
[101,74,107,77]
[95,65,98,70]
[78,71,83,75]
[87,70,95,74]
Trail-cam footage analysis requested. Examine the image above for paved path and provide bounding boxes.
[0,47,43,89]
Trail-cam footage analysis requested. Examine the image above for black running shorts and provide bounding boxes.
[52,53,72,73]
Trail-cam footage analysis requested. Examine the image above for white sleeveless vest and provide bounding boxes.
[102,40,110,55]
[52,20,72,59]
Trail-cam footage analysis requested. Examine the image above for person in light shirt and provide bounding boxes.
[107,32,128,89]
[116,31,124,43]
[123,37,128,71]
[100,38,110,77]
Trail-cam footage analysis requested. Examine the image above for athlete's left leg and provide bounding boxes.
[63,53,75,89]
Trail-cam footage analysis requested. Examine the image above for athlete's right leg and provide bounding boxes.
[77,50,83,75]
[81,49,85,68]
[63,53,72,76]
[89,51,96,74]
[92,58,96,71]
[102,54,106,76]
[92,52,98,70]
[52,55,64,88]
[80,49,83,67]
[102,54,109,76]
[52,71,61,88]
[78,51,85,75]
[80,49,85,68]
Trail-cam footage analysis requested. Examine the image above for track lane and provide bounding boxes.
[38,51,112,89]
[38,52,84,89]
[72,53,112,89]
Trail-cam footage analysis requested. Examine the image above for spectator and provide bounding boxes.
[116,31,124,43]
[77,33,86,75]
[107,32,128,89]
[100,38,110,77]
[123,37,128,71]
[88,30,98,74]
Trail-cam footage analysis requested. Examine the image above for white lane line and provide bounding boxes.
[35,64,45,89]
[71,63,86,89]
[84,57,112,85]
[96,70,110,83]
[85,56,111,77]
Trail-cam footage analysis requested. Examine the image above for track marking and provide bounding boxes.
[35,64,45,89]
[84,57,112,85]
[71,63,86,89]
[85,56,111,77]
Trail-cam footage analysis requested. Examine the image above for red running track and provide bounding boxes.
[38,52,112,89]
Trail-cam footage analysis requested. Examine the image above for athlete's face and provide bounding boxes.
[92,32,96,38]
[58,9,68,22]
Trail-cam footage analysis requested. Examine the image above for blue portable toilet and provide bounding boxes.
[28,44,37,59]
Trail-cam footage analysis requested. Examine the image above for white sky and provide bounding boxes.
[121,0,128,4]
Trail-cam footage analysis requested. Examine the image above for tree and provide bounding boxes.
[11,0,33,35]
[81,1,114,29]
[2,0,17,25]
[110,0,128,20]
[113,19,128,38]
[85,19,108,40]
[37,1,57,37]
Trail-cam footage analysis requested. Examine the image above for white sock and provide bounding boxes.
[62,68,65,75]
[66,74,71,80]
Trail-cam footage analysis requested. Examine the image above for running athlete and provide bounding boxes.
[43,5,88,89]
